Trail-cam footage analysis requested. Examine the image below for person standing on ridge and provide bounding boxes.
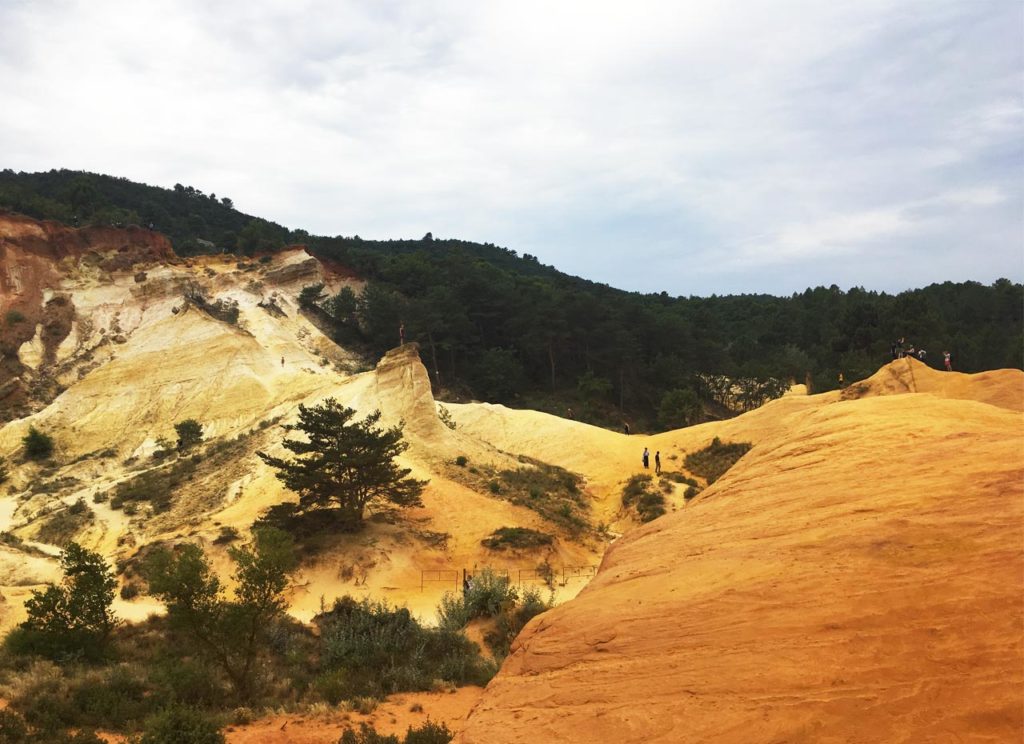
[654,451,661,475]
[944,351,952,371]
[642,447,649,469]
[399,322,405,346]
[624,422,630,435]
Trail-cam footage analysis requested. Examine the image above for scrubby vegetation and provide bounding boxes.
[108,457,197,513]
[436,568,551,659]
[338,720,453,744]
[35,498,94,546]
[450,458,589,535]
[620,474,667,523]
[481,527,554,551]
[21,427,54,461]
[0,535,503,741]
[314,597,493,701]
[684,437,753,484]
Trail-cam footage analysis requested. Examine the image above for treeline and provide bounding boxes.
[303,233,1023,428]
[0,168,292,256]
[2,169,1020,429]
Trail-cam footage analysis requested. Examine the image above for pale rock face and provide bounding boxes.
[17,324,44,369]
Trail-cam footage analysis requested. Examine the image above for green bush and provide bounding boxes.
[621,474,666,522]
[684,437,752,484]
[454,455,467,467]
[0,455,8,484]
[5,309,26,325]
[174,420,204,451]
[22,427,54,461]
[484,587,550,659]
[0,708,29,743]
[338,720,453,744]
[480,527,554,551]
[139,706,225,744]
[15,543,117,661]
[316,597,492,698]
[660,471,698,487]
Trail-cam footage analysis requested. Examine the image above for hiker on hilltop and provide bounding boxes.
[642,448,649,469]
[399,322,405,346]
[654,451,661,475]
[917,349,927,361]
[944,351,952,371]
[623,422,630,435]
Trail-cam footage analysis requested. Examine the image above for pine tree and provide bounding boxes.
[258,399,426,528]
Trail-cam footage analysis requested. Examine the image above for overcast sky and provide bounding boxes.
[1,0,1021,295]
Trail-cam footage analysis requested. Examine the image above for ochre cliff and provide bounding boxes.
[458,364,1024,743]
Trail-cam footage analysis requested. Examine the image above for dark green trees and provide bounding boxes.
[258,399,426,529]
[143,528,297,701]
[17,543,118,660]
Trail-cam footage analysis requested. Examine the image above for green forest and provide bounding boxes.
[3,169,1021,431]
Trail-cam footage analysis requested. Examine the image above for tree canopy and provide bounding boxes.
[258,399,427,529]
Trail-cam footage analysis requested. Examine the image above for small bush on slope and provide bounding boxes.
[684,437,752,484]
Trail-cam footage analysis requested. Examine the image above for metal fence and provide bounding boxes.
[419,564,596,591]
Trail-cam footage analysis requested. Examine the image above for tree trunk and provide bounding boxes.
[427,330,441,387]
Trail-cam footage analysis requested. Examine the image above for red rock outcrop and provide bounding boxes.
[0,211,175,415]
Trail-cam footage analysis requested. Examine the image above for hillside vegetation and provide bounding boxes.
[2,169,1021,432]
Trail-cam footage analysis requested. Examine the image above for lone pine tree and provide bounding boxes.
[258,398,426,529]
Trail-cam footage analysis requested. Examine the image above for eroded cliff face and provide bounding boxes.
[0,212,176,417]
[457,366,1024,743]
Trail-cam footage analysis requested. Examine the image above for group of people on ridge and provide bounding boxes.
[891,337,954,371]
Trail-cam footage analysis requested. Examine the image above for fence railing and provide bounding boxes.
[419,564,597,592]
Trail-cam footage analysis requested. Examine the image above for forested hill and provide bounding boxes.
[3,168,1021,431]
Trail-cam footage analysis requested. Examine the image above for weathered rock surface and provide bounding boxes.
[458,364,1024,743]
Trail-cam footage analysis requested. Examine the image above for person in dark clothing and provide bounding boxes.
[654,451,661,475]
[944,351,952,371]
[642,448,649,469]
[624,422,630,435]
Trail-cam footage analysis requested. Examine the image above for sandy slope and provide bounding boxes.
[0,232,613,630]
[457,364,1024,743]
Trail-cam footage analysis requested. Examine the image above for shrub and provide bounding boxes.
[338,721,453,744]
[0,709,29,743]
[684,485,702,501]
[660,471,698,487]
[480,527,554,551]
[484,587,550,658]
[437,406,457,431]
[175,420,204,451]
[16,543,118,661]
[22,427,54,461]
[212,526,240,544]
[454,455,467,467]
[5,309,26,325]
[684,437,752,484]
[316,597,492,697]
[0,455,8,484]
[139,706,225,744]
[621,475,666,523]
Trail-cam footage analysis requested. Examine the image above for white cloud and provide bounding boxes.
[0,0,1020,295]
